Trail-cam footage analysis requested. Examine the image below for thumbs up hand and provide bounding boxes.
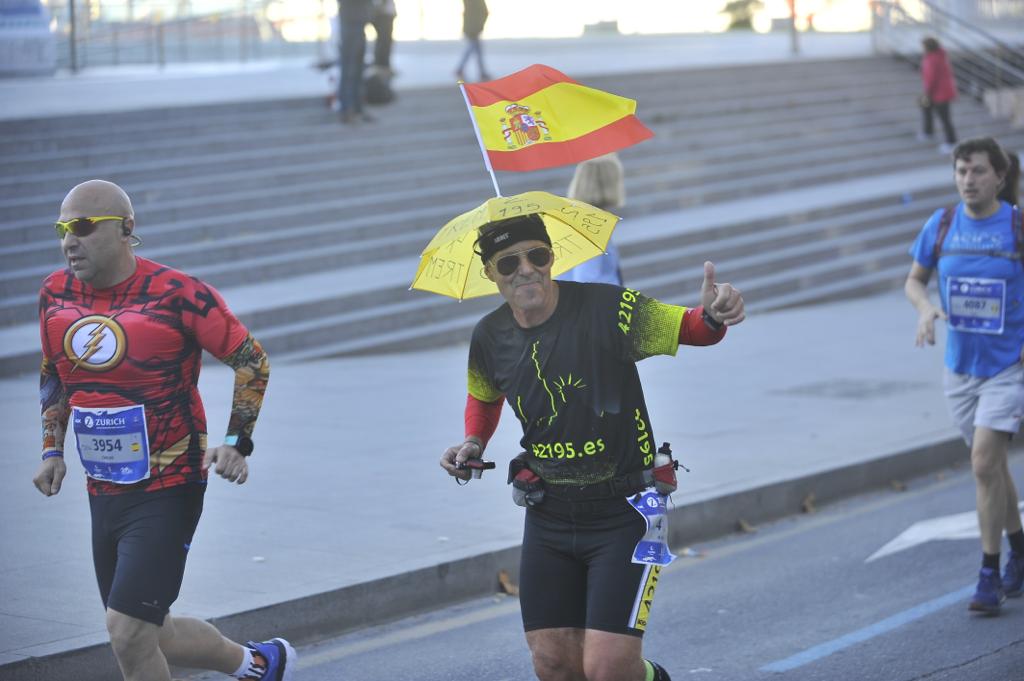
[699,261,745,327]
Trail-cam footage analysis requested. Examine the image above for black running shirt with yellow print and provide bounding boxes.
[468,281,685,486]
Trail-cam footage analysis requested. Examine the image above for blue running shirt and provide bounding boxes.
[910,201,1024,377]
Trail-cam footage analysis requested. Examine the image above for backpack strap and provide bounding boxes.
[933,204,1024,266]
[932,205,956,265]
[1015,205,1023,266]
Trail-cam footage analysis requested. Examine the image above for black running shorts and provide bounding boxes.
[519,495,662,637]
[89,484,205,626]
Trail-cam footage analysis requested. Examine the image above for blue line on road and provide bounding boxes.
[760,584,975,673]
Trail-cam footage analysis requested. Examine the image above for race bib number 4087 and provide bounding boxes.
[947,276,1006,335]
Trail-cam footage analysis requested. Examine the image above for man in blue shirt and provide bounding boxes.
[905,137,1024,614]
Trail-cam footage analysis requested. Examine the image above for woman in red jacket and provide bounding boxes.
[920,36,958,154]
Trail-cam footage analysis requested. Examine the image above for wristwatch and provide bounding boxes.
[224,434,254,457]
[701,308,724,331]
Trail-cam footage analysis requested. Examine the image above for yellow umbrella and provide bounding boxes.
[411,191,620,300]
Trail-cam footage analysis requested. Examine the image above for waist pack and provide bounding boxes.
[648,460,678,496]
[508,443,682,507]
[508,452,545,507]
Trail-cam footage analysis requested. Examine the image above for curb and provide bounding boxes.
[666,436,970,549]
[1,436,968,681]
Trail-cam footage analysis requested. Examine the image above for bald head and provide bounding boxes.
[57,180,138,288]
[60,180,134,221]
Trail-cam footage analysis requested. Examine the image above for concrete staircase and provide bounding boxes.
[3,55,1023,376]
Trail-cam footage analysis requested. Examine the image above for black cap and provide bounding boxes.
[474,214,551,264]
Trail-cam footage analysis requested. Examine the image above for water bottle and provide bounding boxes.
[653,442,677,495]
[654,442,672,469]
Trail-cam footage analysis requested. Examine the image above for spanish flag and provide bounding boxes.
[463,64,654,172]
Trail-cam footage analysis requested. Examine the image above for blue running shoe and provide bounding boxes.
[240,638,296,681]
[1003,551,1024,598]
[968,567,1005,614]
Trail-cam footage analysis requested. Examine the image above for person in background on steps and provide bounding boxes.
[918,36,958,154]
[559,152,627,286]
[455,0,490,82]
[338,0,375,124]
[904,137,1024,615]
[364,0,398,106]
[371,0,396,75]
[33,179,294,681]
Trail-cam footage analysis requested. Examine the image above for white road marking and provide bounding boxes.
[867,502,1024,563]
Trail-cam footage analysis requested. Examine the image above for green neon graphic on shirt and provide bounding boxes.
[528,341,588,427]
[531,340,559,426]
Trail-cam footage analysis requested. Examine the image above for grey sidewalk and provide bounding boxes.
[0,287,973,680]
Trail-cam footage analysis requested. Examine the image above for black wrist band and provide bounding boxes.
[702,308,724,331]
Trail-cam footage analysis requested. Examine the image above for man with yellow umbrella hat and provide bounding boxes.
[429,192,746,681]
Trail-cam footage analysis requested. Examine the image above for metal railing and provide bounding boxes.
[871,0,1024,100]
[47,0,328,71]
[975,0,1024,19]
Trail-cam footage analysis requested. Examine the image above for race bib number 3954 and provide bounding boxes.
[72,405,151,484]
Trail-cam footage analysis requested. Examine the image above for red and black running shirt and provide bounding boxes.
[39,256,249,496]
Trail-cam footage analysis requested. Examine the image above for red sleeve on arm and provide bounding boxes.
[188,280,249,359]
[679,306,727,346]
[465,393,504,447]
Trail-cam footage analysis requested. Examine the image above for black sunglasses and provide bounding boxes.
[494,247,553,276]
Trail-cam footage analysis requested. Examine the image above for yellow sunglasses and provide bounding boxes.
[54,216,125,239]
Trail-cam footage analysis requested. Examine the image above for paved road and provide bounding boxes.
[186,455,1024,681]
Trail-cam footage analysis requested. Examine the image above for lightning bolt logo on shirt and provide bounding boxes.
[81,324,106,363]
[64,315,127,372]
